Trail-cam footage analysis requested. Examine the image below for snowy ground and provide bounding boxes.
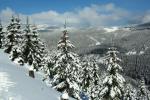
[0,49,73,100]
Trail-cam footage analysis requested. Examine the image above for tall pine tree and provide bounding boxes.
[52,24,81,99]
[20,17,46,70]
[100,47,125,100]
[123,84,137,100]
[137,78,150,100]
[41,50,55,81]
[3,16,24,64]
[81,58,101,100]
[4,16,22,54]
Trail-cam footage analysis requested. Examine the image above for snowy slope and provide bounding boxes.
[0,49,73,100]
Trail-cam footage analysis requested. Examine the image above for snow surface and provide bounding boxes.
[126,50,137,55]
[0,49,74,100]
[104,27,119,33]
[61,92,69,99]
[139,51,144,55]
[87,35,101,46]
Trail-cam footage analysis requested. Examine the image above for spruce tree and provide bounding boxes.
[123,84,137,100]
[81,58,101,100]
[4,16,24,64]
[20,17,46,70]
[90,60,101,100]
[52,25,81,99]
[81,60,91,92]
[41,52,55,81]
[137,78,150,100]
[4,16,22,54]
[0,20,5,49]
[100,47,125,100]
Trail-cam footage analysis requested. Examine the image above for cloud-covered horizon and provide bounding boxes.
[0,3,150,27]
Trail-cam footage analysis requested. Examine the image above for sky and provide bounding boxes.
[0,0,150,27]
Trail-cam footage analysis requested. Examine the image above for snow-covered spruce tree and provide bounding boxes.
[42,49,63,82]
[4,16,22,54]
[90,60,101,100]
[20,17,47,70]
[0,20,5,49]
[81,58,101,100]
[100,47,125,100]
[81,60,91,92]
[123,84,137,100]
[137,78,150,100]
[4,16,24,64]
[41,51,55,81]
[52,26,81,99]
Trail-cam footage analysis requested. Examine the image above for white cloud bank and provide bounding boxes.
[0,3,148,27]
[30,3,129,27]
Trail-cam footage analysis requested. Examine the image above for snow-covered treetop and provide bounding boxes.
[24,17,31,33]
[106,47,120,61]
[139,77,147,95]
[107,47,119,54]
[0,20,2,30]
[0,22,3,34]
[7,16,21,32]
[57,26,75,53]
[32,24,38,36]
[123,83,137,100]
[23,17,40,43]
[136,77,150,100]
[105,47,122,72]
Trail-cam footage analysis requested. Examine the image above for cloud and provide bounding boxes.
[30,10,80,26]
[77,3,129,26]
[141,11,150,23]
[0,3,130,27]
[127,10,150,25]
[0,7,15,25]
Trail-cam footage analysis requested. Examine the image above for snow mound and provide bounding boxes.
[61,92,69,99]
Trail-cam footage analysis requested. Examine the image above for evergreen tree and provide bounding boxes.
[100,47,125,100]
[137,78,150,100]
[123,84,137,100]
[4,16,22,54]
[81,58,101,100]
[41,51,55,81]
[4,16,24,64]
[52,25,81,99]
[81,60,91,92]
[90,60,101,100]
[0,20,5,49]
[20,17,46,70]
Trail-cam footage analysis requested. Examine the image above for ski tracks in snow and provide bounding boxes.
[0,71,15,92]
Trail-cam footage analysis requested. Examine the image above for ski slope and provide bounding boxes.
[0,49,73,100]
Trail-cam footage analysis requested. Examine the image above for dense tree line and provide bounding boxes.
[120,54,150,87]
[0,16,150,100]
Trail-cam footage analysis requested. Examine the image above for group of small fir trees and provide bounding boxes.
[0,16,48,78]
